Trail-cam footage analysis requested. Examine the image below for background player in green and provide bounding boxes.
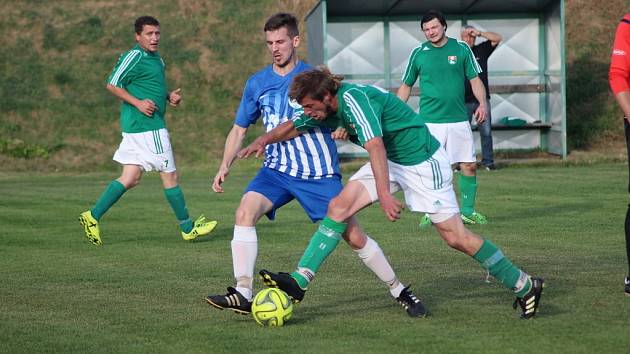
[397,10,489,226]
[78,16,217,245]
[241,67,544,319]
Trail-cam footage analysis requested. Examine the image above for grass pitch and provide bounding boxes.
[1,162,630,353]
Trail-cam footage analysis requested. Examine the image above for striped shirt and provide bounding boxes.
[107,44,168,133]
[401,37,481,123]
[235,61,340,179]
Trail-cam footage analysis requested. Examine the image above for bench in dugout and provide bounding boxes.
[390,84,553,131]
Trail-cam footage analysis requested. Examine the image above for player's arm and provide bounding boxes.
[472,28,502,47]
[106,84,156,117]
[331,126,349,140]
[212,124,249,193]
[237,120,301,159]
[396,84,412,103]
[343,89,401,221]
[364,137,402,222]
[615,92,630,120]
[469,77,488,123]
[397,48,421,103]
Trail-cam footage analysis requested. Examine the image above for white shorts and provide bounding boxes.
[113,128,176,172]
[348,147,460,215]
[425,121,475,164]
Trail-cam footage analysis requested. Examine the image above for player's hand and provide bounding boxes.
[136,99,157,116]
[237,138,266,159]
[212,167,229,193]
[474,103,487,124]
[379,193,404,222]
[168,88,182,107]
[331,127,348,140]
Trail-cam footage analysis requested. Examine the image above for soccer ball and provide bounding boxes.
[251,288,293,327]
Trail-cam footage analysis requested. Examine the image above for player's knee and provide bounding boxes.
[344,230,367,250]
[327,196,350,220]
[160,171,179,188]
[235,205,258,225]
[460,162,477,174]
[118,176,140,189]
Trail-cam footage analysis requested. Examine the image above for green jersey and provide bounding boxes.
[107,44,168,133]
[293,83,440,166]
[401,37,481,123]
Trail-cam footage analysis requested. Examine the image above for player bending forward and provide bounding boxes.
[240,67,545,319]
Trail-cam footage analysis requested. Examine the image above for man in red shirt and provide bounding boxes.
[609,13,630,296]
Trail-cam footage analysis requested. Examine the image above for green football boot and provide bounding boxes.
[461,211,488,225]
[419,214,432,228]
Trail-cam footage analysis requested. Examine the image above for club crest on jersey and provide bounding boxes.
[448,56,457,64]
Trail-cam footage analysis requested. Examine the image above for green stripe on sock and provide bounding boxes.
[91,180,126,220]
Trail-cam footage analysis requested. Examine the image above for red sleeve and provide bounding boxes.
[609,14,630,94]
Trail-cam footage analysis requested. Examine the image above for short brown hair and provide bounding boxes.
[289,67,343,103]
[134,16,159,34]
[264,13,299,38]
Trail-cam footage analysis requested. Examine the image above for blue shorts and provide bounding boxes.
[244,167,342,222]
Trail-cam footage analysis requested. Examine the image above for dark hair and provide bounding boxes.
[421,10,447,30]
[264,13,299,38]
[134,16,160,34]
[289,66,343,103]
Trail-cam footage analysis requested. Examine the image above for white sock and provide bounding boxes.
[389,283,406,298]
[232,225,258,301]
[355,236,403,298]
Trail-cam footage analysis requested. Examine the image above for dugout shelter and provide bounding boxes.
[305,0,567,158]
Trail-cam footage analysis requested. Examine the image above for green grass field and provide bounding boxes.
[2,161,630,353]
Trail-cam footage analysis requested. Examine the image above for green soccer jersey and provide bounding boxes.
[401,37,481,123]
[293,83,440,166]
[107,44,168,133]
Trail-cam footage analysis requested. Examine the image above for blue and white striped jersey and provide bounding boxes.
[234,61,340,179]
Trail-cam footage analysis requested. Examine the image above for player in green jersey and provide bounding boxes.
[78,16,217,245]
[241,67,544,319]
[397,10,488,226]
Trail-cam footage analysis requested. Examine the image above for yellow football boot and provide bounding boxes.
[182,215,217,241]
[79,210,102,246]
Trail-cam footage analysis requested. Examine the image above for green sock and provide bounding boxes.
[473,239,532,297]
[459,174,477,216]
[291,217,347,289]
[91,180,127,220]
[163,185,193,233]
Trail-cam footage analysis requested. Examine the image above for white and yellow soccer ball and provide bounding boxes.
[251,288,293,327]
